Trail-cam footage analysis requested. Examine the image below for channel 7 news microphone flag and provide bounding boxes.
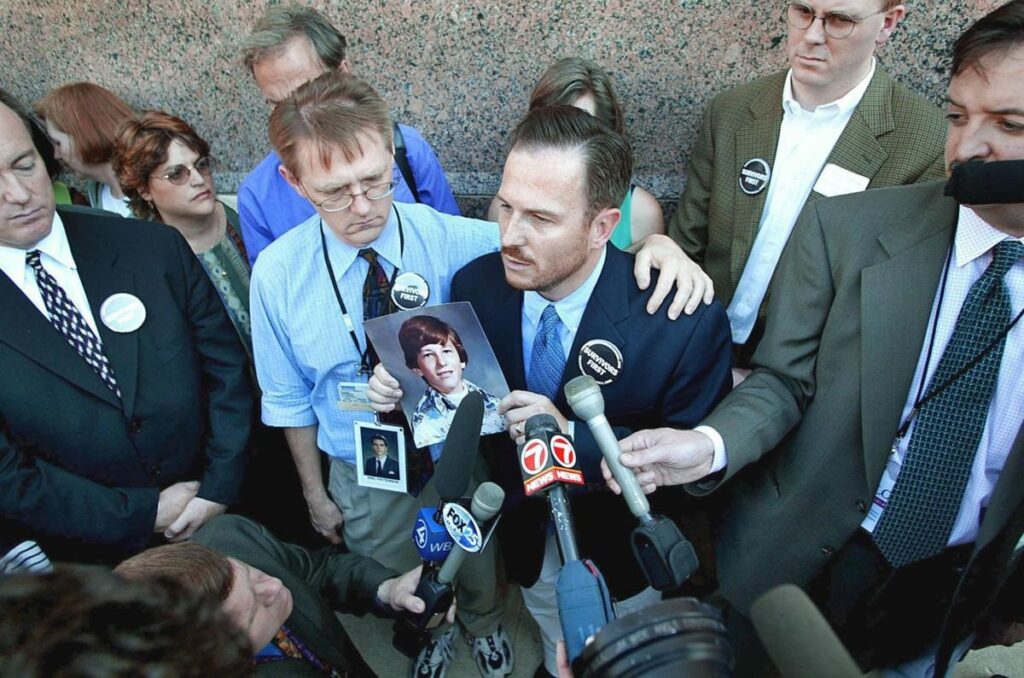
[520,430,585,495]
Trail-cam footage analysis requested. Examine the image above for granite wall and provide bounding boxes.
[0,0,1003,218]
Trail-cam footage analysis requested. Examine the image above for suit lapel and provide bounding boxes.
[811,70,894,201]
[556,247,630,410]
[731,80,785,292]
[66,221,139,418]
[860,200,957,486]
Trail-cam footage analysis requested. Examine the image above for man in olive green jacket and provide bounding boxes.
[668,1,946,365]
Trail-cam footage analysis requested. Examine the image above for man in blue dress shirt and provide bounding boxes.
[238,4,461,264]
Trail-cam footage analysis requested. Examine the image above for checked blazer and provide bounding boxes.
[668,67,946,319]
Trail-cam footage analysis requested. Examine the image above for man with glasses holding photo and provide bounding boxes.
[668,0,946,375]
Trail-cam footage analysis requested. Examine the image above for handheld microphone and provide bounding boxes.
[564,375,698,591]
[945,159,1024,205]
[750,584,864,678]
[394,392,485,656]
[411,391,485,565]
[522,414,616,664]
[394,482,505,656]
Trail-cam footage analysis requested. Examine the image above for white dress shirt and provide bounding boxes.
[861,207,1024,547]
[728,60,876,345]
[0,212,101,336]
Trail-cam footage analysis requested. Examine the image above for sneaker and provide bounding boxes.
[411,625,458,678]
[469,624,514,677]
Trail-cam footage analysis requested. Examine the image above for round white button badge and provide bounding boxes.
[100,293,147,333]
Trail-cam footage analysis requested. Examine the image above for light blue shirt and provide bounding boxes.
[251,202,499,464]
[521,248,607,377]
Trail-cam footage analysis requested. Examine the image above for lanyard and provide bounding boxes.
[894,234,1024,442]
[319,205,405,375]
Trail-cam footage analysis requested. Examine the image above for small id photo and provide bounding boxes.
[354,421,407,493]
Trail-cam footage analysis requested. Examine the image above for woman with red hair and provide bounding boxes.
[34,82,135,216]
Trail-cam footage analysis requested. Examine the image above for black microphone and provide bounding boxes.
[522,414,615,664]
[564,375,698,591]
[521,414,583,562]
[750,584,864,678]
[394,392,485,656]
[411,392,485,565]
[945,159,1024,205]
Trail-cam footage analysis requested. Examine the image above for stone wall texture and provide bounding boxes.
[0,0,1004,217]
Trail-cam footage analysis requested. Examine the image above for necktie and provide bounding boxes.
[528,304,566,401]
[27,250,121,399]
[358,248,433,494]
[358,248,395,369]
[873,240,1023,568]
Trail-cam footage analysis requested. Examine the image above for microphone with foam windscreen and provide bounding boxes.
[410,392,484,567]
[945,159,1024,205]
[394,392,484,656]
[521,414,615,664]
[564,375,698,591]
[750,584,864,678]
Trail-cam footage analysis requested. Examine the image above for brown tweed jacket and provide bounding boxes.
[668,67,946,320]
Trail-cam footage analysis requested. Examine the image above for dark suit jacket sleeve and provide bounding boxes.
[194,515,397,614]
[691,201,833,493]
[171,232,252,505]
[0,423,158,553]
[667,98,716,264]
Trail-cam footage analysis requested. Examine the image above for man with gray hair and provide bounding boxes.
[237,3,461,264]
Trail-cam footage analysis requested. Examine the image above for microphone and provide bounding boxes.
[521,414,584,561]
[394,392,485,656]
[437,481,505,584]
[522,414,615,664]
[412,391,485,565]
[750,584,864,678]
[945,159,1024,205]
[564,375,698,591]
[394,482,505,656]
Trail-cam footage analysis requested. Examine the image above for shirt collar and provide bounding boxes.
[955,204,1024,267]
[320,204,403,281]
[523,246,607,335]
[0,210,73,286]
[782,58,876,117]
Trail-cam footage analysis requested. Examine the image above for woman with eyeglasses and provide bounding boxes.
[34,83,136,217]
[114,111,252,359]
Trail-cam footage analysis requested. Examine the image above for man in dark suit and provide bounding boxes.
[363,433,400,479]
[117,514,446,677]
[667,0,946,367]
[0,89,251,563]
[441,107,732,676]
[615,3,1024,675]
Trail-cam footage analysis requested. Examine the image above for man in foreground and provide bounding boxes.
[613,3,1024,675]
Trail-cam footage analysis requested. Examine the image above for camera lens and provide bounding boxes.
[575,598,733,677]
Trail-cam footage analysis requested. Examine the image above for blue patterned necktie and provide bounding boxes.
[27,250,121,399]
[873,240,1023,568]
[527,304,566,401]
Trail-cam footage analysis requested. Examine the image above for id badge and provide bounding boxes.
[337,381,374,412]
[354,421,408,494]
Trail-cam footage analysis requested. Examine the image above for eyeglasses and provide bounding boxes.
[305,179,396,213]
[785,2,887,39]
[154,156,214,185]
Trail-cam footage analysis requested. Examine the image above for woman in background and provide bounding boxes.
[490,57,665,247]
[34,83,135,216]
[114,111,251,358]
